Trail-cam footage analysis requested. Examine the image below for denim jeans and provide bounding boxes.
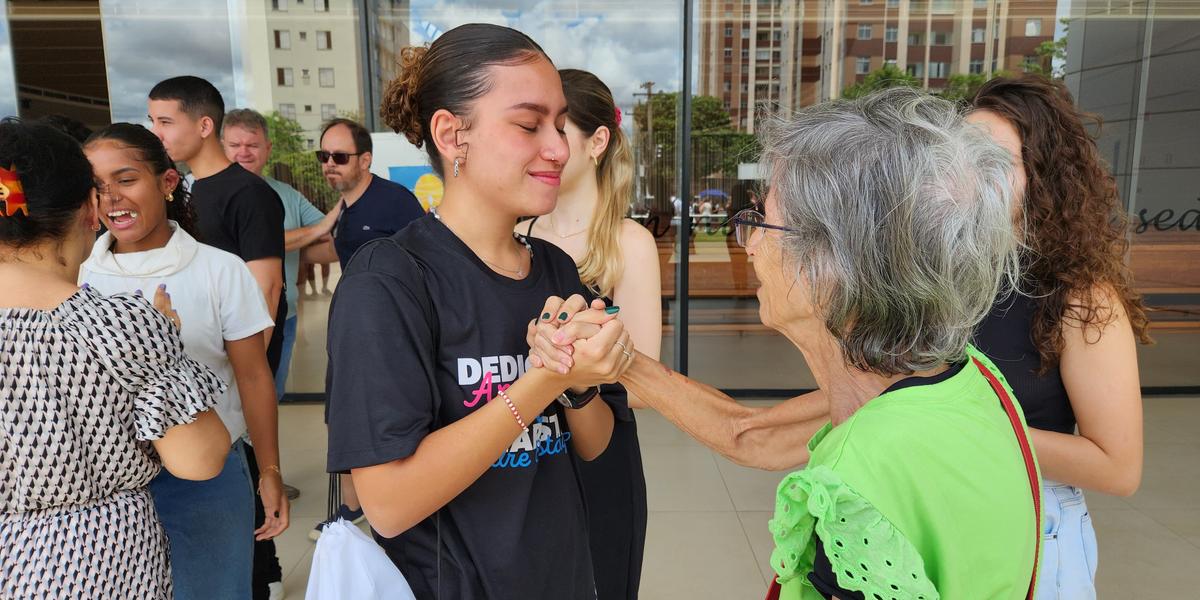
[150,440,255,600]
[1035,481,1098,600]
[274,316,298,402]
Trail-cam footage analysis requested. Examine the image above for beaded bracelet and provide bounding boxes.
[496,388,527,430]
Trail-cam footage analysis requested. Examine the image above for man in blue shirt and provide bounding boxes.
[317,118,425,267]
[222,109,341,404]
[309,117,424,540]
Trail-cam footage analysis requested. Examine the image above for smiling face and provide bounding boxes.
[223,124,271,175]
[85,140,177,253]
[455,57,570,217]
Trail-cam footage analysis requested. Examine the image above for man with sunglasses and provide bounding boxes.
[317,118,424,268]
[307,117,424,542]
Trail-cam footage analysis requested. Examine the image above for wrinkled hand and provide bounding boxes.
[151,284,182,331]
[255,471,291,541]
[526,294,635,387]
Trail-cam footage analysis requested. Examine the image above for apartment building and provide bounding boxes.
[701,0,1056,132]
[264,0,365,146]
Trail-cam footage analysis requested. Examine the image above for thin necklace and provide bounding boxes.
[549,213,589,238]
[431,207,533,278]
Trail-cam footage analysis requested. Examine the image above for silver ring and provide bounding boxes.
[622,350,632,359]
[615,341,628,351]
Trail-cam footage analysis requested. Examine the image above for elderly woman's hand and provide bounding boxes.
[526,295,612,374]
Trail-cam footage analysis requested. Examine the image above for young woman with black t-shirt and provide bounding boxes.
[324,24,632,600]
[520,69,659,600]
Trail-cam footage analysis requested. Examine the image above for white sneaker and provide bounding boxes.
[268,581,285,600]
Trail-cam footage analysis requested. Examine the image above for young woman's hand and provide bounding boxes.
[526,295,615,373]
[151,284,182,331]
[255,470,291,541]
[553,316,635,389]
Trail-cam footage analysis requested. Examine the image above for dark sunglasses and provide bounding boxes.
[315,151,363,165]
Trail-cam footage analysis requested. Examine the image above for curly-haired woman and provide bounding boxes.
[968,74,1153,600]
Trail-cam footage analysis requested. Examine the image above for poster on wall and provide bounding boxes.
[369,133,443,212]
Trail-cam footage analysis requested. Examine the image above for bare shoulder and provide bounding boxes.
[619,218,657,257]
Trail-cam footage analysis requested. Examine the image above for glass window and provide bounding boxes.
[274,30,290,50]
[908,33,922,46]
[321,103,337,120]
[974,0,988,7]
[885,26,898,43]
[304,104,312,113]
[299,31,307,41]
[315,0,329,11]
[756,49,770,60]
[932,31,952,45]
[857,24,873,40]
[741,26,750,37]
[724,48,732,58]
[317,30,332,50]
[318,67,334,87]
[887,0,899,6]
[279,103,296,120]
[276,67,293,87]
[1026,18,1042,37]
[856,57,871,75]
[272,0,287,11]
[860,0,873,4]
[725,25,732,36]
[929,62,948,78]
[972,28,985,43]
[969,59,984,74]
[907,62,924,77]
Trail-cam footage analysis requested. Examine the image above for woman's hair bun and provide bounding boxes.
[381,46,429,148]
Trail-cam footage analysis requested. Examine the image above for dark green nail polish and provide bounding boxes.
[542,312,551,320]
[605,306,621,314]
[558,312,568,321]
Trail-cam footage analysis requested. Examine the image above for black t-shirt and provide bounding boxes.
[190,163,287,371]
[325,215,600,600]
[333,174,425,268]
[973,291,1076,434]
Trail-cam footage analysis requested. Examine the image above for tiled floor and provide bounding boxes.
[272,396,1200,599]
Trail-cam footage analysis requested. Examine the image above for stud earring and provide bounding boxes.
[166,192,174,202]
[453,158,461,178]
[593,156,599,167]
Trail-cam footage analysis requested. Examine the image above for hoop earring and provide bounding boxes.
[593,156,599,167]
[166,192,174,202]
[453,158,461,178]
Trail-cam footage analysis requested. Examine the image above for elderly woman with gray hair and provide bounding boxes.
[530,88,1042,599]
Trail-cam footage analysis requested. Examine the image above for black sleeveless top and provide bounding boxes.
[972,291,1077,434]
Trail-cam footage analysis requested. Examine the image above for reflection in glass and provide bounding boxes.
[0,0,18,118]
[99,0,239,123]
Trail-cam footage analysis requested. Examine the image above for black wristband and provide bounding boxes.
[557,386,599,410]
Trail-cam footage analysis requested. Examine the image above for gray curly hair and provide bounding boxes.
[761,87,1020,375]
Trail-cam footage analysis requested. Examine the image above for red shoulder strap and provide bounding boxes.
[972,356,1041,600]
[763,359,1042,600]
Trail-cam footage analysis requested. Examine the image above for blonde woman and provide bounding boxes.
[522,68,661,600]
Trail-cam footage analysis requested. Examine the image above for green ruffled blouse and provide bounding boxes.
[770,345,1040,600]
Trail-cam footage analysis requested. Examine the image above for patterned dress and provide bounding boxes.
[1,287,226,599]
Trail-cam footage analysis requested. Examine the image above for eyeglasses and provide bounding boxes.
[315,151,363,165]
[729,208,799,248]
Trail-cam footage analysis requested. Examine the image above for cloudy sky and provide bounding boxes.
[95,0,687,125]
[409,0,688,117]
[102,0,240,123]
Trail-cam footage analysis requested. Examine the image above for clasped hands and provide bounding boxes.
[526,294,635,390]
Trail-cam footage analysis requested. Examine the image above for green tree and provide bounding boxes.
[263,112,338,210]
[841,64,920,99]
[632,92,734,134]
[1026,18,1070,79]
[940,70,1015,103]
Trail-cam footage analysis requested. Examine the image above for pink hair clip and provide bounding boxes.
[614,107,623,128]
